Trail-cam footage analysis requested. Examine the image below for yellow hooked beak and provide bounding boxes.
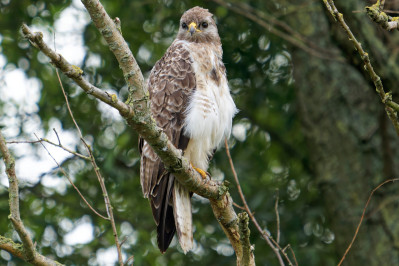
[188,22,201,36]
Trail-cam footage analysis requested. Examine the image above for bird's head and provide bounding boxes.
[177,6,221,45]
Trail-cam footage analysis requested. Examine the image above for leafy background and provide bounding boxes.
[1,0,398,265]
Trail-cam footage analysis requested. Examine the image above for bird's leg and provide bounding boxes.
[190,163,208,179]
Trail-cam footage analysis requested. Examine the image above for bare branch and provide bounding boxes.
[7,138,90,161]
[33,133,109,221]
[0,131,64,265]
[53,128,61,146]
[0,130,34,261]
[283,245,298,266]
[55,57,124,264]
[225,139,292,266]
[81,139,124,265]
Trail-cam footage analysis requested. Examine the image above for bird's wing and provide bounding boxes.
[140,41,195,253]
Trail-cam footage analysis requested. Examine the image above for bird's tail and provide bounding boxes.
[173,180,193,253]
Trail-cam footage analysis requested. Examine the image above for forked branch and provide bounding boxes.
[0,131,64,265]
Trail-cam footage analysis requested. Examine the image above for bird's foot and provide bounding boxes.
[191,163,209,179]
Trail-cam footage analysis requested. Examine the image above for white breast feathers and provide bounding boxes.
[180,40,237,170]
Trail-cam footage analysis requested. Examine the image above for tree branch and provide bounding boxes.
[366,1,399,31]
[55,61,124,265]
[0,235,64,266]
[7,137,90,161]
[238,212,254,266]
[225,139,291,266]
[33,133,109,221]
[0,131,64,266]
[0,235,24,261]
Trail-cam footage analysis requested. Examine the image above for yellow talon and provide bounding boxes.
[191,163,208,179]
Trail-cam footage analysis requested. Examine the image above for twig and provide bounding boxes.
[7,138,90,160]
[33,133,109,221]
[225,139,290,266]
[125,255,134,265]
[288,245,298,266]
[283,245,298,266]
[233,202,247,211]
[338,178,399,266]
[55,69,84,138]
[323,0,399,136]
[54,58,124,264]
[53,128,61,145]
[0,131,64,265]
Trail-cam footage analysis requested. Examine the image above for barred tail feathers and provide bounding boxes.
[173,180,193,253]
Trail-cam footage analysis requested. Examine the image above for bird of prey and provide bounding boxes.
[140,6,237,254]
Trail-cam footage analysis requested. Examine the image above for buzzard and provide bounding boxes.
[140,6,237,253]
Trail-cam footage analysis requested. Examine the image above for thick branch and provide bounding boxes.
[0,235,64,266]
[366,2,399,31]
[0,235,24,260]
[80,0,145,109]
[0,132,64,266]
[210,193,253,266]
[238,212,254,266]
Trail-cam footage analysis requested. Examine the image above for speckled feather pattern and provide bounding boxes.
[140,6,237,254]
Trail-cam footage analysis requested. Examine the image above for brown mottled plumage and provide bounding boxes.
[140,6,237,254]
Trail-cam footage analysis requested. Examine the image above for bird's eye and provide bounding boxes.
[182,22,188,29]
[201,22,208,28]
